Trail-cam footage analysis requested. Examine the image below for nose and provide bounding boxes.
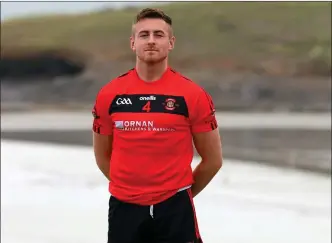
[147,34,156,44]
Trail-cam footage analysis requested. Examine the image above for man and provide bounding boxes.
[92,8,222,243]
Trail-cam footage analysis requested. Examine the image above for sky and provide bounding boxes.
[1,2,168,21]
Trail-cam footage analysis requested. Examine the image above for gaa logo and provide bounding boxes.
[165,98,176,111]
[116,98,132,105]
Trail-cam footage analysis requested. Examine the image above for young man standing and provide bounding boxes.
[92,8,222,243]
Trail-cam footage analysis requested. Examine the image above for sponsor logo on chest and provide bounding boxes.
[114,120,175,132]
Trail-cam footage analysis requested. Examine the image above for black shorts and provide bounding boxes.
[107,188,203,243]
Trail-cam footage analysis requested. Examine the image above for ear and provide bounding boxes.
[130,36,135,51]
[169,36,176,51]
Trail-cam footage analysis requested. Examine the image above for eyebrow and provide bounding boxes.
[138,30,166,35]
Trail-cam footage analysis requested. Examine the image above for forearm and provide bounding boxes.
[93,133,113,181]
[96,156,111,181]
[191,160,221,198]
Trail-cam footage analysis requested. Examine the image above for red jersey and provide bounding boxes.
[92,67,218,206]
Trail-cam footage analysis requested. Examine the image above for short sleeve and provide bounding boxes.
[92,89,113,135]
[190,89,218,134]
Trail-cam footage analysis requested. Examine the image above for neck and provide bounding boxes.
[135,58,168,82]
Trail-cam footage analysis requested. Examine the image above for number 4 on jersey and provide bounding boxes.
[142,101,151,112]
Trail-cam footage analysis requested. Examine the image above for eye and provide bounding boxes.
[138,32,149,38]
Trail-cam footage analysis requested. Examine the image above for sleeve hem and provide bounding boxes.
[191,125,218,134]
[92,127,113,136]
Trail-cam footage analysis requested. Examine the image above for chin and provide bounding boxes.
[138,54,167,64]
[146,55,167,64]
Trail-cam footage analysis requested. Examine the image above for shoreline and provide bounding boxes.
[1,111,331,131]
[1,111,330,174]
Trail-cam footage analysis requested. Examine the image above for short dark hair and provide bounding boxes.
[135,8,172,26]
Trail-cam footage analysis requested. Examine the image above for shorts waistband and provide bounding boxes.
[177,185,192,192]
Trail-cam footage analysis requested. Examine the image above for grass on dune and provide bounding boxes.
[1,2,331,75]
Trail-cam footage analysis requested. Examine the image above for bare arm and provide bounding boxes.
[93,132,113,181]
[191,128,223,198]
[91,87,114,181]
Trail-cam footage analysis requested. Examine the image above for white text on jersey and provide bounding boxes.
[116,98,132,105]
[139,96,156,101]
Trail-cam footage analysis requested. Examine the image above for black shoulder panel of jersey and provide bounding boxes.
[170,68,192,82]
[170,68,177,74]
[118,69,133,78]
[117,68,134,78]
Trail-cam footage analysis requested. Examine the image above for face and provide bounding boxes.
[130,18,175,64]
